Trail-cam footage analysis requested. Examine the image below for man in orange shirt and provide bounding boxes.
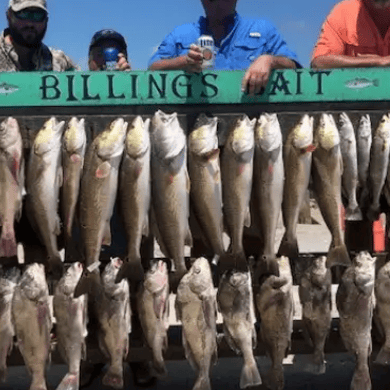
[312,0,390,68]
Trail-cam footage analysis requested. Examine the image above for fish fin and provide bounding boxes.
[367,205,380,222]
[240,362,262,389]
[185,226,193,247]
[0,228,17,258]
[345,206,363,221]
[54,214,61,236]
[102,367,123,389]
[182,331,198,371]
[153,291,166,320]
[57,166,63,188]
[202,296,216,329]
[192,375,212,390]
[278,233,299,259]
[350,365,371,390]
[375,345,390,365]
[0,367,7,383]
[81,340,87,361]
[186,168,190,193]
[102,222,111,246]
[326,245,350,268]
[223,323,240,354]
[244,206,251,228]
[56,373,79,390]
[95,161,111,179]
[115,259,144,284]
[252,327,257,349]
[142,215,149,237]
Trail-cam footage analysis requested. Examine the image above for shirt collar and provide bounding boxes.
[199,12,241,44]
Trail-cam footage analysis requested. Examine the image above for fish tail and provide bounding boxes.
[277,233,299,259]
[345,205,363,221]
[0,228,17,258]
[375,345,390,366]
[304,353,326,375]
[152,358,168,379]
[102,366,123,389]
[0,366,7,383]
[326,245,351,268]
[265,365,284,390]
[367,204,380,223]
[115,259,144,284]
[56,373,79,390]
[30,375,48,390]
[240,362,262,389]
[351,365,371,390]
[47,255,64,281]
[217,252,248,275]
[192,375,211,390]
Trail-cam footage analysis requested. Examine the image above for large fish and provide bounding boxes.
[217,269,261,389]
[221,115,255,270]
[97,258,131,389]
[252,113,284,276]
[0,117,24,259]
[175,257,217,390]
[312,113,350,268]
[255,256,293,390]
[278,115,314,259]
[61,117,87,260]
[137,260,169,378]
[0,266,20,382]
[356,114,372,207]
[150,110,192,287]
[298,256,332,374]
[336,251,375,390]
[76,118,127,296]
[116,116,151,284]
[188,114,224,263]
[26,117,65,279]
[53,262,88,390]
[12,263,52,390]
[339,112,362,221]
[374,261,390,365]
[368,114,390,221]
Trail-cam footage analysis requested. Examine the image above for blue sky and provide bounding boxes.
[0,0,339,70]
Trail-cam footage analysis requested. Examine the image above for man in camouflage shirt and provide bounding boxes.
[0,0,77,71]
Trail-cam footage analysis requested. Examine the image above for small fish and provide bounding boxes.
[12,263,52,390]
[97,258,131,389]
[176,257,218,390]
[255,256,293,390]
[53,262,88,390]
[0,266,20,382]
[137,260,169,378]
[345,78,379,89]
[217,269,261,388]
[299,256,332,374]
[0,82,19,95]
[336,251,375,390]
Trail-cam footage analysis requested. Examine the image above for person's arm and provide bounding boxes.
[149,44,203,72]
[312,54,390,69]
[242,22,299,95]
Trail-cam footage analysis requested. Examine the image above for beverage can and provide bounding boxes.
[197,35,215,69]
[103,47,119,70]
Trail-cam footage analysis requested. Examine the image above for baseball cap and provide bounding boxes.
[9,0,47,12]
[89,29,127,57]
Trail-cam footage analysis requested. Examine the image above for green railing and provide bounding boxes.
[0,68,387,108]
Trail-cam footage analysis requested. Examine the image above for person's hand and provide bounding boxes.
[116,53,131,71]
[183,44,203,73]
[242,54,274,95]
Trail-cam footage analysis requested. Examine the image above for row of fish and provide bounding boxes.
[2,251,384,390]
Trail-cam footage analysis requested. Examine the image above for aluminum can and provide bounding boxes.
[197,35,215,69]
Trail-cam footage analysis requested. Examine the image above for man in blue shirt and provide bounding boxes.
[149,0,300,95]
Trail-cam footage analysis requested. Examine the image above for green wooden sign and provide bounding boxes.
[0,68,386,107]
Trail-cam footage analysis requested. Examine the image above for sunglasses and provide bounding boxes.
[14,9,47,23]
